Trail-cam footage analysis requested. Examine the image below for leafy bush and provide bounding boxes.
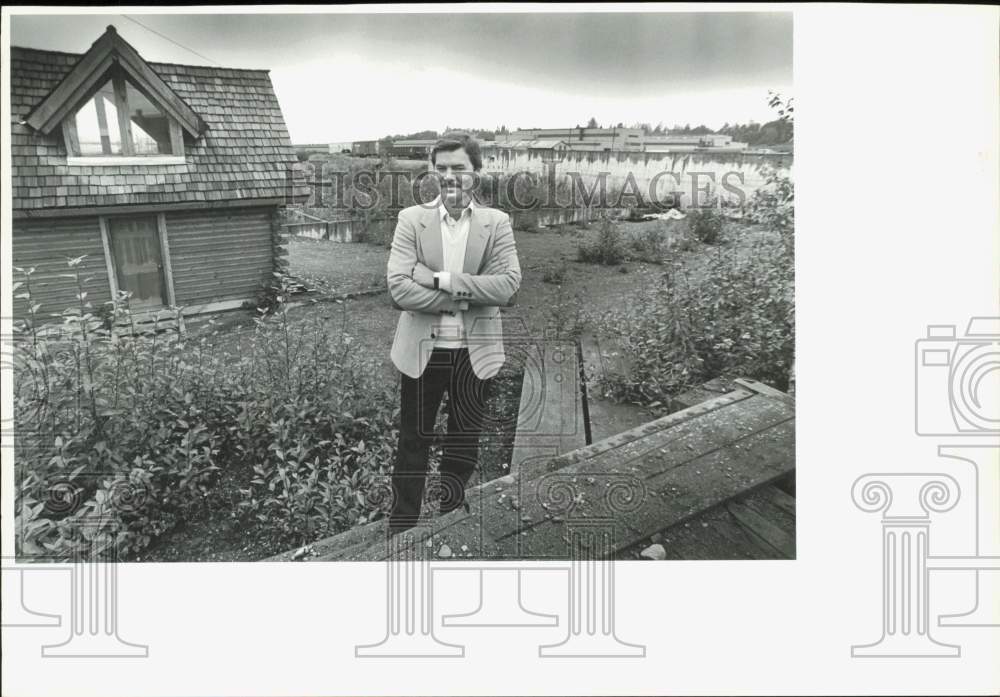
[513,211,541,233]
[229,306,397,545]
[687,206,724,245]
[577,217,626,265]
[589,189,794,406]
[625,221,671,264]
[245,272,298,315]
[590,93,796,408]
[542,259,568,284]
[13,259,397,560]
[749,166,794,245]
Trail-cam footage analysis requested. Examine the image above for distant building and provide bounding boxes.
[495,137,567,151]
[497,127,644,152]
[351,140,381,157]
[328,141,353,154]
[643,133,748,153]
[390,139,437,158]
[294,143,332,156]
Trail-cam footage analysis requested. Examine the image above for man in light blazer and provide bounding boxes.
[385,132,522,535]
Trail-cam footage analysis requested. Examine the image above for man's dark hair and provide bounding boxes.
[430,131,482,172]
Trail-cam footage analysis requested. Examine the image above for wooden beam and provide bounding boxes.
[15,199,285,220]
[725,499,796,559]
[112,37,206,137]
[61,118,80,157]
[98,216,120,301]
[92,91,112,155]
[67,155,184,166]
[112,69,134,156]
[168,118,184,157]
[156,212,177,306]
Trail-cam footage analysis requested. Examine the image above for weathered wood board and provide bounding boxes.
[273,381,795,562]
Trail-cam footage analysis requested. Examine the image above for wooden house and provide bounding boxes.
[9,25,307,325]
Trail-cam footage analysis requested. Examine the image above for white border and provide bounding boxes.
[3,5,999,697]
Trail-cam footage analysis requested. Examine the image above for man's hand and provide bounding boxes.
[412,263,435,289]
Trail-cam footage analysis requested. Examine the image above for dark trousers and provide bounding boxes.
[389,347,491,533]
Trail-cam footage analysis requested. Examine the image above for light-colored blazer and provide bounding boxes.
[387,202,522,380]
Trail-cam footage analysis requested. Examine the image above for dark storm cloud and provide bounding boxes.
[11,11,790,94]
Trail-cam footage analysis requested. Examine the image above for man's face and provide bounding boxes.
[432,147,476,207]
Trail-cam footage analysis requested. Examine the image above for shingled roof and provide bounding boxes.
[10,38,306,215]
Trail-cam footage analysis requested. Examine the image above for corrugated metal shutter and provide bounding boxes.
[166,207,274,306]
[12,217,111,323]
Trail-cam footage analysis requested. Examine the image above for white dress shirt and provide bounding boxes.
[433,196,474,348]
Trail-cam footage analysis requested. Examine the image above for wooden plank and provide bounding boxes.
[98,216,119,300]
[630,505,780,560]
[113,36,206,136]
[726,499,795,559]
[175,298,252,316]
[11,218,112,322]
[272,386,795,563]
[446,414,794,560]
[93,90,113,155]
[486,393,793,541]
[66,155,185,166]
[168,241,273,258]
[15,199,289,220]
[613,419,795,547]
[759,483,796,517]
[510,338,586,472]
[733,377,795,407]
[737,487,796,536]
[112,70,134,156]
[165,208,274,305]
[169,118,185,157]
[156,213,177,306]
[61,119,80,157]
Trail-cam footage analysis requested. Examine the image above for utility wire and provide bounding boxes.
[121,15,222,66]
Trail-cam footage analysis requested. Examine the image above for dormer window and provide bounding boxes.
[63,67,185,165]
[72,72,178,156]
[24,25,206,168]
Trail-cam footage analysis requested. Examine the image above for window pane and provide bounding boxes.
[74,80,122,155]
[126,81,173,155]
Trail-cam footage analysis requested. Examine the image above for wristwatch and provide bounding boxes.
[433,272,440,290]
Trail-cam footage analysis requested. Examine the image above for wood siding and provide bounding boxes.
[12,206,276,323]
[12,216,112,321]
[165,207,274,306]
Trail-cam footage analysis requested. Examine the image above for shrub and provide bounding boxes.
[625,221,671,264]
[577,217,626,265]
[513,211,541,233]
[542,259,568,284]
[687,206,724,245]
[749,166,794,246]
[229,307,397,545]
[589,181,794,406]
[13,258,398,560]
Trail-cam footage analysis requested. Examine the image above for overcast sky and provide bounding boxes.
[10,10,792,143]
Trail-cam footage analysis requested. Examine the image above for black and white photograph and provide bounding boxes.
[2,5,997,697]
[7,9,794,564]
